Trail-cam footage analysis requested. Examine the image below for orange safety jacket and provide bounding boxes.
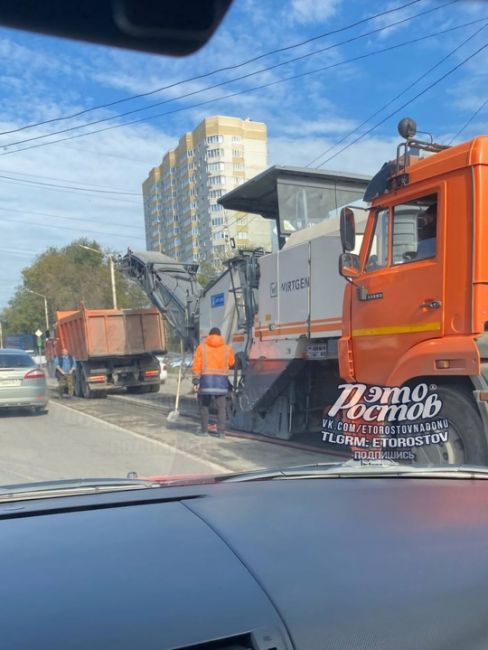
[192,334,235,395]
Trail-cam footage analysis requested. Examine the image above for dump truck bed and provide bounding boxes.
[56,306,165,361]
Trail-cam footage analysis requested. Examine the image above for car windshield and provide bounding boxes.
[0,0,487,494]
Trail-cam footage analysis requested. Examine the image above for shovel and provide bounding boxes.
[167,340,184,423]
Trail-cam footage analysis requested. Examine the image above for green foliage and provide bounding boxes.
[1,238,149,337]
[196,259,219,288]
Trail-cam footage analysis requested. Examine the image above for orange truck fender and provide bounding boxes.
[385,335,480,387]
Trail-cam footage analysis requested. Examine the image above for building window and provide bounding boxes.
[232,135,242,143]
[232,149,243,157]
[206,135,224,144]
[212,217,224,226]
[209,176,226,186]
[207,148,224,158]
[210,204,223,212]
[207,162,225,172]
[233,162,244,171]
[237,231,247,240]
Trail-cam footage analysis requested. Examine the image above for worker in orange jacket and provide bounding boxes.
[192,327,235,437]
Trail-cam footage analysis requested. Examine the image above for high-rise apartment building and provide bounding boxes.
[142,116,270,265]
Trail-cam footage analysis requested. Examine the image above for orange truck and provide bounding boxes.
[47,304,165,398]
[338,118,488,465]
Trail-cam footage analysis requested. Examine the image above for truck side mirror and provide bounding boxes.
[340,207,356,252]
[339,252,360,279]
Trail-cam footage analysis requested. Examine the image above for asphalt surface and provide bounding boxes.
[0,399,225,485]
[0,375,342,486]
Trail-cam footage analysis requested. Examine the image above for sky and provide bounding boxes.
[0,0,486,308]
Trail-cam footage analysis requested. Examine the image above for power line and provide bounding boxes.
[448,97,488,143]
[307,20,488,167]
[0,0,427,138]
[0,173,140,197]
[311,40,488,167]
[0,176,142,206]
[1,0,458,151]
[1,16,479,158]
[60,143,155,165]
[0,205,143,232]
[0,247,36,258]
[0,167,140,194]
[0,215,145,240]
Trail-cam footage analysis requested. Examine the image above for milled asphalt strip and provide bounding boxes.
[108,393,348,459]
[51,400,230,474]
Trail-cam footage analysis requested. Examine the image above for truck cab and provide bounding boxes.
[339,122,488,464]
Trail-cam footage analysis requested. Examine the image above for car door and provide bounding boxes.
[351,191,444,386]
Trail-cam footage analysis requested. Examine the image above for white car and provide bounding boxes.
[156,356,168,384]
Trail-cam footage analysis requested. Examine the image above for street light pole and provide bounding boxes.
[79,245,118,309]
[25,289,49,331]
[43,296,49,332]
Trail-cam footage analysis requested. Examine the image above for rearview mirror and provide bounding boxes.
[340,207,356,252]
[339,252,360,279]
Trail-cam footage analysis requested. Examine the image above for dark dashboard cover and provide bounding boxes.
[1,478,488,649]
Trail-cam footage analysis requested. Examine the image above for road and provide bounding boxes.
[0,386,343,485]
[0,400,226,485]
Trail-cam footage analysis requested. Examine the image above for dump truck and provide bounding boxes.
[47,304,165,398]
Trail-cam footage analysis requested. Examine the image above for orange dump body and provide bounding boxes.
[55,305,166,361]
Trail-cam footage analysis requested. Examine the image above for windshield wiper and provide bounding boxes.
[0,477,162,502]
[218,460,488,482]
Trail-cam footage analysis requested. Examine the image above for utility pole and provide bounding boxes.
[0,322,3,348]
[78,245,118,309]
[109,256,118,310]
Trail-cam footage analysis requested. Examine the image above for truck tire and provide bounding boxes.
[80,369,94,399]
[413,384,488,465]
[74,368,82,398]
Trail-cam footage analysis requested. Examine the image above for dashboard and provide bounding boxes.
[1,477,488,649]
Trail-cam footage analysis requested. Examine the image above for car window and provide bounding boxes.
[365,208,389,271]
[0,354,36,369]
[392,194,437,264]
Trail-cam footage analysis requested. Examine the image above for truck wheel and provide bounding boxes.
[413,384,488,465]
[74,370,82,398]
[80,371,94,399]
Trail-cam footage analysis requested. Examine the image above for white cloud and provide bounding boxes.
[268,133,397,175]
[0,112,178,307]
[279,117,357,137]
[287,0,341,25]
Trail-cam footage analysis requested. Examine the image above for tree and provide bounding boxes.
[196,259,219,287]
[1,238,149,337]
